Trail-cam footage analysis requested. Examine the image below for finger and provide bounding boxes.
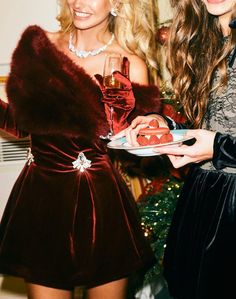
[113,71,132,88]
[167,150,205,165]
[110,128,126,140]
[126,123,149,146]
[122,57,130,79]
[167,154,192,168]
[184,129,196,138]
[154,115,169,128]
[126,126,140,146]
[156,144,192,156]
[125,126,134,145]
[130,116,150,128]
[102,97,133,110]
[130,129,140,146]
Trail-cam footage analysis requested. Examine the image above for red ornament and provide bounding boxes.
[162,103,186,123]
[156,26,170,45]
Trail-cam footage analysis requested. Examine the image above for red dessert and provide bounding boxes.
[148,118,159,128]
[137,119,173,146]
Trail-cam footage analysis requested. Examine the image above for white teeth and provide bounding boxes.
[75,11,90,17]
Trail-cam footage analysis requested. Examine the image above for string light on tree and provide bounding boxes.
[137,177,184,285]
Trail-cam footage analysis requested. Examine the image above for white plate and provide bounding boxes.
[107,129,194,156]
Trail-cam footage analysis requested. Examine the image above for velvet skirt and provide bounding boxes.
[163,166,236,299]
[0,135,155,290]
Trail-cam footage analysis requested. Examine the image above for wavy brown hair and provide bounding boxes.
[167,0,236,127]
[56,0,160,84]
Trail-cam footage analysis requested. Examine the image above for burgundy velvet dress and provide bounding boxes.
[0,26,161,290]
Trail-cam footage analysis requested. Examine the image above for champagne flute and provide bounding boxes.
[100,53,122,140]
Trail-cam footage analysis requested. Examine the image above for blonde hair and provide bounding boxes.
[167,0,236,127]
[56,0,160,84]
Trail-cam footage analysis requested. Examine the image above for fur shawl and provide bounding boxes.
[6,26,161,139]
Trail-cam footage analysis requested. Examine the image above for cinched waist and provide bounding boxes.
[25,148,110,173]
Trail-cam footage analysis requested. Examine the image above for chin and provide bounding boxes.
[203,0,236,16]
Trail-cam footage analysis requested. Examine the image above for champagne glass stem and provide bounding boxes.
[99,105,114,140]
[109,106,114,136]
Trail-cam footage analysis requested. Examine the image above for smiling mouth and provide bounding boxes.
[207,0,226,3]
[74,11,91,18]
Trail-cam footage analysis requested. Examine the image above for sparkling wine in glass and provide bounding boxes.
[100,53,122,140]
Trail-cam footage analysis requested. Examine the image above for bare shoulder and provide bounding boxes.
[45,30,64,46]
[127,55,149,85]
[110,42,149,85]
[45,30,58,40]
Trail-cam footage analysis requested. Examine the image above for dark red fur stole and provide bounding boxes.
[6,26,161,139]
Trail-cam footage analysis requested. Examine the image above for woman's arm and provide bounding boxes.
[0,99,28,138]
[155,130,236,169]
[151,129,215,168]
[129,55,149,85]
[212,132,236,169]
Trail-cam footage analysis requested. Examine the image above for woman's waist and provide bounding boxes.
[25,147,110,172]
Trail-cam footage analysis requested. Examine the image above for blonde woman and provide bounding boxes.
[0,0,161,298]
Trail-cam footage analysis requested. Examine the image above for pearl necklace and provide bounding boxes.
[68,33,115,58]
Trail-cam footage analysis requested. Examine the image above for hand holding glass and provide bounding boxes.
[100,53,122,140]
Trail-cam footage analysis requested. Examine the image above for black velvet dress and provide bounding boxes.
[0,26,161,290]
[163,53,236,299]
